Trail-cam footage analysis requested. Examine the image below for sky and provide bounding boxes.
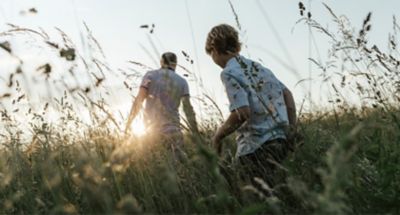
[0,0,399,121]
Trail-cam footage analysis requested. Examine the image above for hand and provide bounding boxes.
[285,125,304,151]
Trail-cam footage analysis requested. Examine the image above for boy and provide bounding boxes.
[205,24,297,187]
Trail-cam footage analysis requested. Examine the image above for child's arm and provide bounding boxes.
[212,106,250,155]
[283,88,296,127]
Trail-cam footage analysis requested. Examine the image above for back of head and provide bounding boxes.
[161,52,177,70]
[205,24,241,55]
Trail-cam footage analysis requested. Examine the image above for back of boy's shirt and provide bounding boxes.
[140,68,189,134]
[221,55,289,157]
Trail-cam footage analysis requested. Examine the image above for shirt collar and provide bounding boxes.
[161,66,175,72]
[225,54,242,69]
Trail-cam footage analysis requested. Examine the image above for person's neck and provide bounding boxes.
[162,66,175,71]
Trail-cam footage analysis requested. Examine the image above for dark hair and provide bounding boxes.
[205,24,241,55]
[161,52,177,66]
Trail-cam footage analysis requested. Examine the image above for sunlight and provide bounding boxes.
[131,117,148,137]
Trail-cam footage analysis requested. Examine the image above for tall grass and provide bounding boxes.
[0,2,400,214]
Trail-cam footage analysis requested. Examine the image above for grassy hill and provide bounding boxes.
[1,107,399,214]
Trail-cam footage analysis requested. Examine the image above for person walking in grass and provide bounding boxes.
[205,24,297,189]
[125,52,199,159]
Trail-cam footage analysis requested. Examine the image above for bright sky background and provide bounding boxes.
[1,0,399,121]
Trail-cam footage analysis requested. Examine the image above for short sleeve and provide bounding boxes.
[221,72,249,112]
[262,65,287,91]
[182,79,190,97]
[278,80,287,90]
[140,72,152,89]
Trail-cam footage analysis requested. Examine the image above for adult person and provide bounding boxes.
[125,52,199,159]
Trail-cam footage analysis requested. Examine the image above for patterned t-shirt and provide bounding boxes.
[221,55,289,157]
[140,68,189,134]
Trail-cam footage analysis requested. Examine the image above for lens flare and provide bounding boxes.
[131,117,147,137]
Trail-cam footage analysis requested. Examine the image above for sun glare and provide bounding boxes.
[131,117,148,137]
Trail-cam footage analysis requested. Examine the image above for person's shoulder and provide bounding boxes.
[220,68,233,79]
[172,71,184,80]
[244,57,266,71]
[222,62,241,76]
[144,69,158,77]
[173,72,189,84]
[252,60,264,69]
[246,58,275,76]
[221,61,245,81]
[220,68,240,84]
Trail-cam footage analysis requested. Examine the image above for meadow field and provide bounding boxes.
[1,2,400,214]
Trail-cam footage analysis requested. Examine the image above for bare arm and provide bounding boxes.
[283,88,296,127]
[125,87,148,133]
[181,96,199,134]
[213,106,250,155]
